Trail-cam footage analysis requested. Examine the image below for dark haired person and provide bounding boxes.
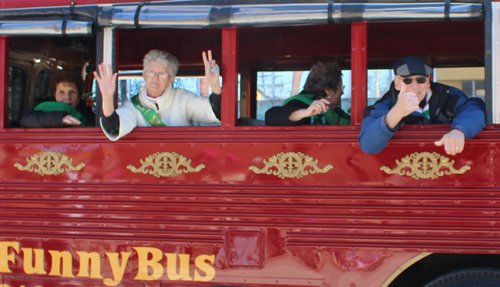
[20,72,95,128]
[358,56,486,155]
[265,62,350,126]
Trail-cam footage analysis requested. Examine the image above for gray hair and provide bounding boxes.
[143,49,179,76]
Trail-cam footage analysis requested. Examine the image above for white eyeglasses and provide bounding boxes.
[146,70,170,79]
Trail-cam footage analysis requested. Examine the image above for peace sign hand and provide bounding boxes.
[202,50,221,95]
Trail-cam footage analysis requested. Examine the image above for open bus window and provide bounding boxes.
[257,70,352,122]
[366,67,486,106]
[115,72,220,104]
[8,36,94,129]
[8,65,27,127]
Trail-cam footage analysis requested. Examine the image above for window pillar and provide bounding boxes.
[221,27,239,127]
[351,23,367,126]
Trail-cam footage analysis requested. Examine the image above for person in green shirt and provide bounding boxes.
[265,62,350,126]
[20,72,95,128]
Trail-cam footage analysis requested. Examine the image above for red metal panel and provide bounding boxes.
[2,126,496,188]
[221,27,238,127]
[351,23,367,126]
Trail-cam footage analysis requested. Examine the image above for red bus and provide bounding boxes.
[0,0,497,286]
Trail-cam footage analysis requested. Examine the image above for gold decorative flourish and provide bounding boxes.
[380,152,471,179]
[14,151,85,176]
[127,152,205,178]
[249,152,333,179]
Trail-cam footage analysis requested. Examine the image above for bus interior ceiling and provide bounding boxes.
[116,20,485,73]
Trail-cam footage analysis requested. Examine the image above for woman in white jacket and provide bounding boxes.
[94,49,221,141]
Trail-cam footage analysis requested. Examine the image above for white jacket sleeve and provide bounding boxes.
[183,91,220,124]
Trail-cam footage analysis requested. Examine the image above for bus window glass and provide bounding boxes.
[367,69,394,106]
[434,67,485,101]
[9,65,27,127]
[257,70,352,121]
[32,70,55,108]
[115,73,221,106]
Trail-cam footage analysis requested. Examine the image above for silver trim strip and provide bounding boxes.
[0,20,93,35]
[110,5,212,27]
[106,2,482,28]
[229,4,328,26]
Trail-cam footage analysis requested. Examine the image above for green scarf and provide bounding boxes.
[34,101,92,127]
[130,95,167,127]
[284,94,351,125]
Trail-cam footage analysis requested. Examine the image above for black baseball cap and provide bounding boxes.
[393,57,432,77]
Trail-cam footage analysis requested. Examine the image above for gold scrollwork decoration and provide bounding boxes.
[14,151,85,176]
[380,152,471,179]
[249,152,333,179]
[127,152,205,178]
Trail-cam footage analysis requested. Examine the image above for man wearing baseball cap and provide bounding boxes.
[358,56,486,154]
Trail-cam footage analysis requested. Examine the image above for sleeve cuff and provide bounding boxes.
[101,111,120,136]
[382,114,398,133]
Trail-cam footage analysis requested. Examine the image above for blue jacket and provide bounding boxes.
[358,81,486,154]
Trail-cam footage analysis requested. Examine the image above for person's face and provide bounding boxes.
[324,81,344,109]
[143,61,175,98]
[55,82,79,109]
[394,75,431,102]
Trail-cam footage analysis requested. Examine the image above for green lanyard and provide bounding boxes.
[131,95,167,127]
[422,108,430,119]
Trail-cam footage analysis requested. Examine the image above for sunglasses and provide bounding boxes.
[399,76,428,85]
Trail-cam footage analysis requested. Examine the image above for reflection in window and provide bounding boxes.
[9,65,27,127]
[256,71,352,120]
[32,70,54,107]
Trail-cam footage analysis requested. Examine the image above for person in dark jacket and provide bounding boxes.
[20,72,95,128]
[358,56,486,155]
[265,62,350,126]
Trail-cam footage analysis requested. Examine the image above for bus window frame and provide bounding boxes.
[4,19,489,133]
[103,25,366,132]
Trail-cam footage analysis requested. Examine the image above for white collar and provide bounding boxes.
[144,88,170,102]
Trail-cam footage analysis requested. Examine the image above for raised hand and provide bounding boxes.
[202,50,221,95]
[394,81,421,117]
[289,99,330,122]
[306,99,330,117]
[385,81,420,129]
[93,63,117,117]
